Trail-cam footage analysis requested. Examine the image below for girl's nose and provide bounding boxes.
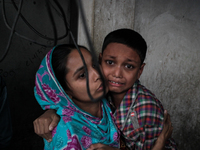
[92,67,101,82]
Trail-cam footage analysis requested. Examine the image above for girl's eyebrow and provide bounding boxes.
[73,66,84,77]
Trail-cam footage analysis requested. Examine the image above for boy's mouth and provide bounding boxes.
[109,80,124,86]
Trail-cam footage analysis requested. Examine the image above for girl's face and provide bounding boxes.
[100,43,145,97]
[65,48,107,104]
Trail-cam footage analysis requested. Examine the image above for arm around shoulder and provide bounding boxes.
[33,109,60,142]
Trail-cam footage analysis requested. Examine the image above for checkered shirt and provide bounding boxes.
[109,80,177,150]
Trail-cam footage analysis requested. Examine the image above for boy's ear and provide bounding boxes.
[137,63,145,79]
[99,53,102,64]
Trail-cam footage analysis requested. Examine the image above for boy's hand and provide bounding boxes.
[152,110,173,150]
[33,109,60,142]
[87,143,120,150]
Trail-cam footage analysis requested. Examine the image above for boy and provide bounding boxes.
[97,28,177,149]
[34,29,177,149]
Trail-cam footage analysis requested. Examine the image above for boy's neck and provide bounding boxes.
[110,92,126,108]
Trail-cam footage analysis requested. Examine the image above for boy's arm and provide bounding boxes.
[33,109,60,142]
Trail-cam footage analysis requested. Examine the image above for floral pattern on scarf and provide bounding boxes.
[34,46,120,150]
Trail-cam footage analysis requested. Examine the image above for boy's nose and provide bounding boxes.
[113,66,122,78]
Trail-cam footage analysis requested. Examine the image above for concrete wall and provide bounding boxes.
[77,0,135,53]
[0,0,199,149]
[134,1,200,149]
[78,0,200,149]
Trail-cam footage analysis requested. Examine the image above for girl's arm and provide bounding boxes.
[86,110,173,150]
[33,110,173,150]
[33,109,60,142]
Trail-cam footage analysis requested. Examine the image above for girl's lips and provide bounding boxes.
[97,84,103,91]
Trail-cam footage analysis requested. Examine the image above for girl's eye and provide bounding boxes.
[79,72,86,78]
[106,60,114,65]
[92,64,95,68]
[125,64,134,69]
[92,63,98,68]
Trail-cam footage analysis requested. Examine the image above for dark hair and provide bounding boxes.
[102,28,147,65]
[52,44,88,91]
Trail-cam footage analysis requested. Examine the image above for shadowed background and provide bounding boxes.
[0,0,199,149]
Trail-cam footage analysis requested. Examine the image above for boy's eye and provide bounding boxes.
[106,60,114,65]
[125,64,134,69]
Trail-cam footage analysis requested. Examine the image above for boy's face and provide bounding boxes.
[99,43,145,96]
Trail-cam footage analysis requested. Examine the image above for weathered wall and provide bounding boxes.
[1,0,199,149]
[134,0,200,149]
[78,0,200,149]
[93,0,135,52]
[78,0,135,53]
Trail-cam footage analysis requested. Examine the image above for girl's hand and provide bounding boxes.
[33,109,60,142]
[160,110,173,140]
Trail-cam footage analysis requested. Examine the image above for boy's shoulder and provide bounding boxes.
[137,82,156,97]
[133,80,156,96]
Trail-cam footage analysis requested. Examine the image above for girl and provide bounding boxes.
[34,44,120,150]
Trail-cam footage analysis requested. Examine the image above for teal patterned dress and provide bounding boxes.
[34,46,120,150]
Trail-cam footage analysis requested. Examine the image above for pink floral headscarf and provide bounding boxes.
[34,45,120,150]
